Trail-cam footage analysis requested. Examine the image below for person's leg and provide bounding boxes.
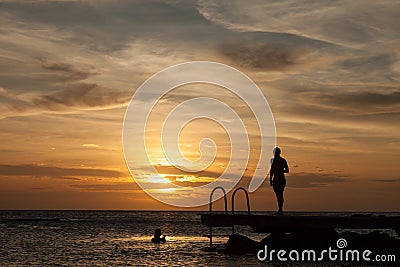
[273,187,283,214]
[279,180,286,214]
[277,190,284,213]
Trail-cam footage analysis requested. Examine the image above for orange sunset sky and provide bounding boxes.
[0,0,399,211]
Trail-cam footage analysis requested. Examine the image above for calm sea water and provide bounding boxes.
[0,211,398,266]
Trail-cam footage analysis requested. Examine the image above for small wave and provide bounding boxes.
[3,218,60,222]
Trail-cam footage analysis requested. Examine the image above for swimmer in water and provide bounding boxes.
[151,229,166,243]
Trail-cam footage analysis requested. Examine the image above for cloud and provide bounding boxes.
[286,172,346,188]
[172,181,210,187]
[374,179,400,183]
[267,78,400,138]
[151,164,256,187]
[55,177,81,181]
[40,60,97,82]
[0,0,218,52]
[197,0,400,88]
[0,1,208,120]
[148,164,348,189]
[219,42,308,71]
[0,84,132,119]
[0,87,34,117]
[154,165,347,189]
[33,83,131,111]
[0,164,122,178]
[69,183,138,191]
[286,91,400,134]
[82,143,101,148]
[297,90,400,113]
[197,0,400,47]
[154,164,220,181]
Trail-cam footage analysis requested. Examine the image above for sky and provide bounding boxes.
[0,0,399,211]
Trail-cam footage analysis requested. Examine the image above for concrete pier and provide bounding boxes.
[201,213,400,233]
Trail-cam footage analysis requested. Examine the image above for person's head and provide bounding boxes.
[154,229,161,237]
[273,147,281,157]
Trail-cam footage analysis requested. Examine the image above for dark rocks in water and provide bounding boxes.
[225,234,259,254]
[340,230,400,254]
[395,228,400,236]
[225,230,400,259]
[260,229,339,250]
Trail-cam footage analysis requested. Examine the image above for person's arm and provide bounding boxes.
[284,159,289,173]
[269,160,274,186]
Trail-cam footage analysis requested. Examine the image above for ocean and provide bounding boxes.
[0,211,398,266]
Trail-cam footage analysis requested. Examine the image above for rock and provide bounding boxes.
[224,230,400,260]
[225,234,259,254]
[260,229,338,250]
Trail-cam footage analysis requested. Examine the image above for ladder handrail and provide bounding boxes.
[207,186,251,249]
[231,187,251,215]
[209,186,228,214]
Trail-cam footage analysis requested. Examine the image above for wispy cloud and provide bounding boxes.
[69,183,138,192]
[296,90,400,114]
[197,0,400,47]
[286,172,346,188]
[374,179,400,183]
[0,84,132,119]
[40,60,97,82]
[82,143,100,148]
[33,83,131,111]
[0,164,122,178]
[219,42,309,71]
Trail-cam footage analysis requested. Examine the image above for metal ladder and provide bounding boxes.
[208,186,251,250]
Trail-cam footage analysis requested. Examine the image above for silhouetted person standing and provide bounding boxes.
[269,147,289,215]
